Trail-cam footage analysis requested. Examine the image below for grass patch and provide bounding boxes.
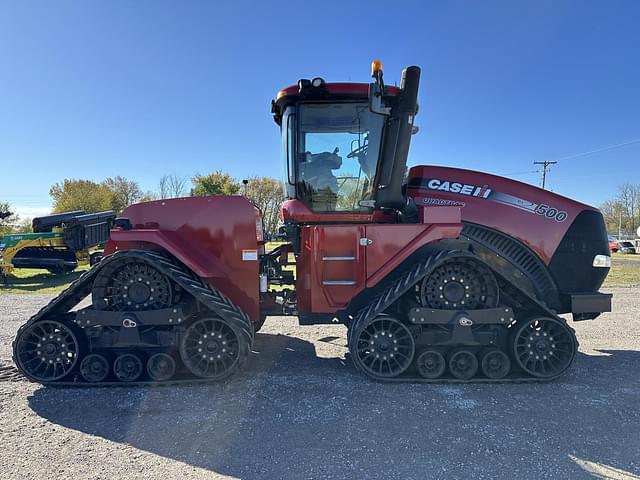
[603,256,640,287]
[1,265,90,295]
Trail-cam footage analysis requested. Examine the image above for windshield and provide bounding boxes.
[294,103,385,212]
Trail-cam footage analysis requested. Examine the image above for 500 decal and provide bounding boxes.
[535,204,568,222]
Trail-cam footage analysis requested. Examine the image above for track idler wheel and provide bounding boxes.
[350,314,415,379]
[146,353,176,382]
[80,353,110,382]
[416,350,446,379]
[512,317,577,378]
[14,320,81,382]
[448,349,478,380]
[180,317,244,380]
[113,353,144,382]
[480,349,511,379]
[419,257,499,310]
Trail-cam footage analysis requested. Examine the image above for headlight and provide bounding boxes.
[592,255,611,268]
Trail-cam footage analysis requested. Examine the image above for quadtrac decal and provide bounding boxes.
[421,197,466,207]
[415,178,568,222]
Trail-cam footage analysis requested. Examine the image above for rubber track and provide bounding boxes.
[12,249,254,386]
[348,249,578,383]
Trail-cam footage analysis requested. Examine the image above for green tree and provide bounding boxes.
[0,201,19,235]
[102,176,142,212]
[191,171,240,196]
[49,179,115,214]
[245,176,284,237]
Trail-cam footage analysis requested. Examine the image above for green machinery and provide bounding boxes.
[0,210,115,279]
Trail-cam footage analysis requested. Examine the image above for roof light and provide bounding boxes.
[311,77,325,88]
[592,255,611,268]
[371,59,383,77]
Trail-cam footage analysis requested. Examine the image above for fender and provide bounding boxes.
[106,229,230,279]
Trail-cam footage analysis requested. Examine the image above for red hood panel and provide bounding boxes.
[407,165,597,263]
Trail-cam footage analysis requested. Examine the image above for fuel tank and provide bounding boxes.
[406,165,610,298]
[104,196,263,320]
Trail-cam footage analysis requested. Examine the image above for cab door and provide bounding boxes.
[298,224,367,312]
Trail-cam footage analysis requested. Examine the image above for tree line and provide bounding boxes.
[599,183,640,238]
[4,178,639,239]
[1,172,284,236]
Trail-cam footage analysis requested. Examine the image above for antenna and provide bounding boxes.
[533,160,557,189]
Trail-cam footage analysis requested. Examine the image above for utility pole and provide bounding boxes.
[533,160,557,189]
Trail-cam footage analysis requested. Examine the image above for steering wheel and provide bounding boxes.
[347,144,367,159]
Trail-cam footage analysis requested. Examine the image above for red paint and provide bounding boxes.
[365,223,462,288]
[296,225,366,313]
[276,82,401,101]
[407,165,596,264]
[280,199,395,224]
[295,219,462,314]
[104,196,261,321]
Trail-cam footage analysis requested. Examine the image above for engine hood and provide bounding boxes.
[406,165,598,264]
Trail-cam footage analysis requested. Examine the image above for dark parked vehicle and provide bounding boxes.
[616,241,637,254]
[610,240,636,254]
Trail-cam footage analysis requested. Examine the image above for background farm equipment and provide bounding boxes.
[1,210,115,280]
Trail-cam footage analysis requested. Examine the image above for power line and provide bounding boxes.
[500,169,539,176]
[533,160,557,189]
[552,138,640,162]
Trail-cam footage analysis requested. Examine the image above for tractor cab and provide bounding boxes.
[272,62,421,223]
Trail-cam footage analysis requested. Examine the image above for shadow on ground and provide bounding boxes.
[28,333,640,479]
[0,269,83,292]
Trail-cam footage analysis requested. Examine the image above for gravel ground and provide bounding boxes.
[0,288,639,480]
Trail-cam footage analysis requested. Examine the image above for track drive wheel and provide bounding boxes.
[448,349,478,380]
[416,350,446,379]
[512,317,577,378]
[14,320,82,382]
[92,258,173,311]
[350,315,415,380]
[180,317,246,380]
[419,257,498,309]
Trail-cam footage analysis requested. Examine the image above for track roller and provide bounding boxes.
[448,349,478,380]
[113,353,144,382]
[416,350,446,379]
[80,354,110,382]
[512,316,577,378]
[480,349,511,379]
[146,353,176,382]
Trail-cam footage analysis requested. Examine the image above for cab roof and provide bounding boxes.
[272,82,401,125]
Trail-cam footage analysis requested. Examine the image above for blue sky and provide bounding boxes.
[1,0,639,218]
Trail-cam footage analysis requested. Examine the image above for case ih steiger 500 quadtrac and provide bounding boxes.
[13,62,612,385]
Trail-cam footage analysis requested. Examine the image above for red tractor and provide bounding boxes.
[13,62,612,385]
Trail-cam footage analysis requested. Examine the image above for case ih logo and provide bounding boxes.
[425,179,492,198]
